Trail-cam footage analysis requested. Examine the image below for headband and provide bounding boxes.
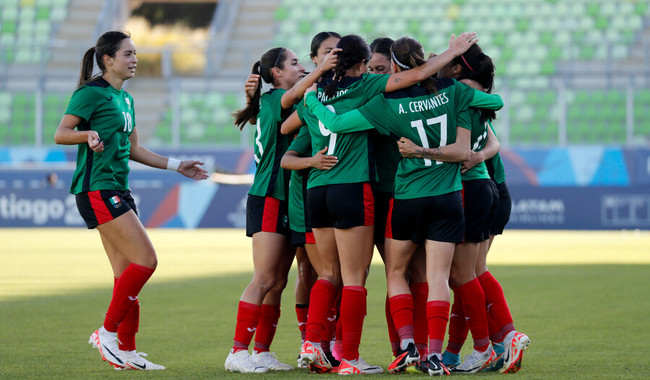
[391,51,410,70]
[461,54,474,71]
[274,48,286,68]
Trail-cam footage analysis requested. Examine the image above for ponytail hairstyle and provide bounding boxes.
[324,34,371,98]
[78,30,130,87]
[451,44,496,122]
[233,47,287,130]
[390,36,438,94]
[310,31,341,59]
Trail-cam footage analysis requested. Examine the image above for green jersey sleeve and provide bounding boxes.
[66,86,101,122]
[470,90,504,110]
[304,92,374,133]
[287,125,311,156]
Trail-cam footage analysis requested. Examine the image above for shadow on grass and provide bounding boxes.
[1,264,648,379]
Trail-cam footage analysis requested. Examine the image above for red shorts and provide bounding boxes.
[75,189,137,229]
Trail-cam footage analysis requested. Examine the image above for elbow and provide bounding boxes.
[53,130,64,145]
[280,156,289,170]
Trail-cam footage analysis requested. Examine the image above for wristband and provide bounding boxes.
[166,158,181,172]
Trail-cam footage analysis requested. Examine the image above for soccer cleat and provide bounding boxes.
[225,349,268,373]
[451,346,497,374]
[88,327,126,368]
[388,342,420,373]
[338,357,383,375]
[114,351,165,370]
[427,354,451,376]
[251,351,293,371]
[482,341,505,372]
[441,350,461,370]
[499,331,530,374]
[326,351,341,372]
[299,341,332,373]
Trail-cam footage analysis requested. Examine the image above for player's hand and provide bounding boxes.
[318,47,341,72]
[244,74,260,102]
[461,150,484,173]
[448,32,478,56]
[398,137,422,158]
[311,147,338,170]
[305,83,318,95]
[87,131,104,152]
[178,160,209,180]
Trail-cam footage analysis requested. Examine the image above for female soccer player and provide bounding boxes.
[296,33,479,375]
[431,45,530,374]
[224,45,338,373]
[368,37,429,369]
[54,30,208,371]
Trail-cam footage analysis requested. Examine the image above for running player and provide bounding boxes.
[224,46,338,373]
[54,31,208,371]
[296,33,479,375]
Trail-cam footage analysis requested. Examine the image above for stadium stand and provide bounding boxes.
[0,0,649,147]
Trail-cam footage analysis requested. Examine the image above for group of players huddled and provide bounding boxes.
[224,31,530,376]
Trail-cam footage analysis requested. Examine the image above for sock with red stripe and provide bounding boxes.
[389,294,414,348]
[385,294,400,355]
[305,279,336,343]
[113,277,138,351]
[457,278,490,352]
[478,271,515,343]
[445,288,469,355]
[426,300,450,355]
[410,282,429,358]
[295,303,309,342]
[253,304,281,354]
[341,286,367,361]
[232,301,261,352]
[104,263,154,333]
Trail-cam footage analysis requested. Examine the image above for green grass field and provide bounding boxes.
[1,229,649,379]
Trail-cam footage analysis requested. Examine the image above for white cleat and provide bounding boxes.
[338,357,383,375]
[114,351,165,370]
[452,346,497,374]
[251,351,293,371]
[499,331,531,373]
[88,327,126,369]
[225,349,268,373]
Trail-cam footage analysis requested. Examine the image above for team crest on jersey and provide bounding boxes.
[124,97,131,108]
[109,195,123,209]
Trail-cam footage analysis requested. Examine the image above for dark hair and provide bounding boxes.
[390,37,438,94]
[324,35,371,98]
[370,37,393,59]
[452,44,496,122]
[233,47,287,130]
[310,31,341,59]
[78,30,130,87]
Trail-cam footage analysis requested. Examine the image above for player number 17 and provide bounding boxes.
[410,114,447,166]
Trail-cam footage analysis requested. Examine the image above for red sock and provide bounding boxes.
[426,300,450,355]
[410,282,428,358]
[335,290,342,347]
[389,294,414,343]
[446,288,469,354]
[478,271,514,343]
[457,278,490,351]
[253,304,280,353]
[323,306,337,349]
[232,301,260,352]
[385,295,400,355]
[296,304,309,342]
[341,286,367,361]
[305,279,336,343]
[113,277,138,351]
[104,263,154,332]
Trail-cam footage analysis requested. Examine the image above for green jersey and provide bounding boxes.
[286,126,311,233]
[461,108,491,181]
[66,78,135,194]
[305,78,475,199]
[486,121,506,184]
[248,89,292,200]
[373,132,401,193]
[302,73,390,188]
